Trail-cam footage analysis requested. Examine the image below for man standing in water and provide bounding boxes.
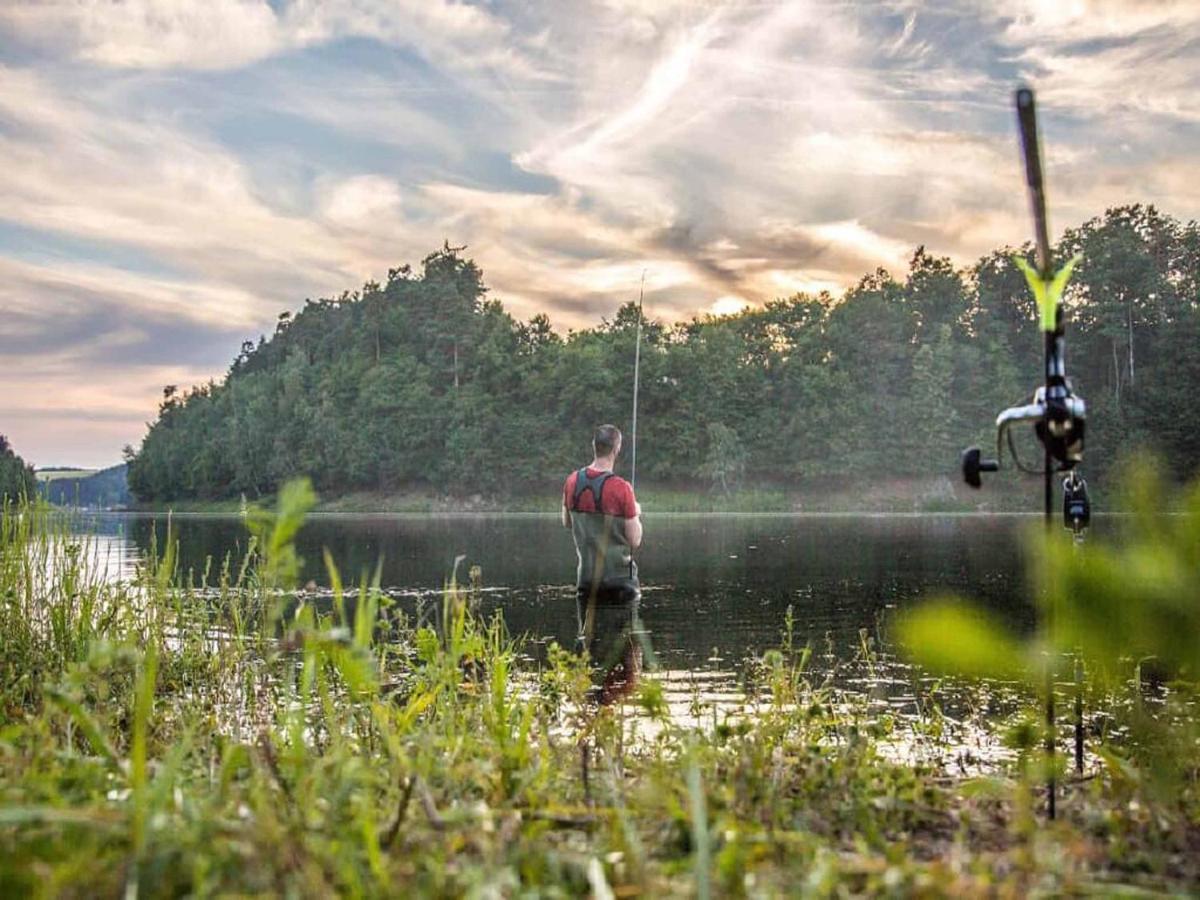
[562,424,642,654]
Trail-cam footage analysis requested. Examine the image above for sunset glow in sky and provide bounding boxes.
[3,0,1200,467]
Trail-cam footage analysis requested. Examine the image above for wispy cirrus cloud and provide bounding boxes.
[2,1,1200,466]
[0,0,534,74]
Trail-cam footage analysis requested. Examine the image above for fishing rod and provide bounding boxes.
[630,270,645,491]
[960,86,1090,819]
[961,88,1088,499]
[628,271,645,581]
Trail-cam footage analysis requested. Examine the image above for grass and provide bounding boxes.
[2,487,1198,897]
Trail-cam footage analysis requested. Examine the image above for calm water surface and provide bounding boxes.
[78,512,1050,675]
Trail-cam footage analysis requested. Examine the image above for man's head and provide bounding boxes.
[593,424,622,460]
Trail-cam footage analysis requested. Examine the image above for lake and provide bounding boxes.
[77,512,1045,678]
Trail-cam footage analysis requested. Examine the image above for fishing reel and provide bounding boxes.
[1062,470,1090,535]
[961,377,1086,488]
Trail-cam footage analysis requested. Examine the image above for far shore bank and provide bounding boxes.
[128,475,1051,515]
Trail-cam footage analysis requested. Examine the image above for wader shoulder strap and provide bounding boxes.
[572,467,614,510]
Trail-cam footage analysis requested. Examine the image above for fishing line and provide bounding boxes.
[629,271,645,583]
[630,270,645,491]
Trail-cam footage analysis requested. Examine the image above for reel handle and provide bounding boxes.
[962,446,999,489]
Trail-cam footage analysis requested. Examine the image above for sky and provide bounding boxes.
[2,0,1200,468]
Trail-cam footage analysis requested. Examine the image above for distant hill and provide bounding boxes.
[39,464,131,509]
[37,468,99,482]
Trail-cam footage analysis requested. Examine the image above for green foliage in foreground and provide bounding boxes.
[129,205,1200,503]
[2,484,1199,897]
[901,460,1200,793]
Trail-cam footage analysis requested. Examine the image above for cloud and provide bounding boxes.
[4,1,1200,465]
[709,294,749,316]
[0,363,216,468]
[972,0,1200,123]
[0,68,308,270]
[320,175,404,229]
[0,253,260,468]
[1,0,281,69]
[411,196,660,326]
[0,64,431,305]
[0,0,536,75]
[994,0,1200,44]
[0,257,257,360]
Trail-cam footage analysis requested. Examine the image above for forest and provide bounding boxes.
[127,204,1200,503]
[0,437,36,503]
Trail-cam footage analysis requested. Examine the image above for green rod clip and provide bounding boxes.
[1014,254,1081,332]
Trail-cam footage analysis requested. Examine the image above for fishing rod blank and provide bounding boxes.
[1017,88,1052,276]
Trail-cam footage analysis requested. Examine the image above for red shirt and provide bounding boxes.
[563,468,638,518]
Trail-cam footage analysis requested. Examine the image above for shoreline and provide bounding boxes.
[122,476,1052,515]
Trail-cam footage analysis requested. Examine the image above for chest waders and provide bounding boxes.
[569,467,638,647]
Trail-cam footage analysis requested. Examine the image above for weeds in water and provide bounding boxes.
[2,480,1199,896]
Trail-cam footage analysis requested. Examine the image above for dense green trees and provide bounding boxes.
[0,437,35,503]
[128,209,1200,502]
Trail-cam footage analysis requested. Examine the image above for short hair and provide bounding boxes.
[593,424,622,456]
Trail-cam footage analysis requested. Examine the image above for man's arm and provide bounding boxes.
[561,500,571,529]
[624,499,642,549]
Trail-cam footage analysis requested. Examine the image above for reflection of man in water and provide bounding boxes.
[587,596,643,705]
[562,424,644,701]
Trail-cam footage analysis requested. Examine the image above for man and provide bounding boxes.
[562,424,642,651]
